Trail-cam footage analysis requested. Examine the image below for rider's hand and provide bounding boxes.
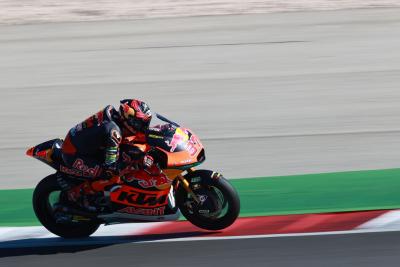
[124,146,145,162]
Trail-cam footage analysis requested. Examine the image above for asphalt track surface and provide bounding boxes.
[1,7,400,266]
[1,8,400,188]
[1,231,400,266]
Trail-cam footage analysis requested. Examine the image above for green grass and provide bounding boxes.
[1,168,400,226]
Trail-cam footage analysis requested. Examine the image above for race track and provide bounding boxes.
[3,231,400,267]
[1,8,400,188]
[1,6,400,266]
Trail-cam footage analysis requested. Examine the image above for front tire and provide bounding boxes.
[176,170,240,230]
[33,174,100,238]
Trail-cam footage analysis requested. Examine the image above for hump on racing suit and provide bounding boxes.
[61,105,122,178]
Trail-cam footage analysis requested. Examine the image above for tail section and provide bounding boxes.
[26,139,63,170]
[26,146,35,157]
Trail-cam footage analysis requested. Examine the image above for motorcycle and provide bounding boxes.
[26,113,240,238]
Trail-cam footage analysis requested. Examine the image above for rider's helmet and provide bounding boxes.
[119,99,152,134]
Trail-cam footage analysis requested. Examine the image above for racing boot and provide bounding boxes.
[67,181,98,212]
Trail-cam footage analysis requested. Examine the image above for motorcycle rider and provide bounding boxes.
[61,99,155,209]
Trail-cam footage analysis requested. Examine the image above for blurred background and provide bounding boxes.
[2,1,400,266]
[1,1,400,189]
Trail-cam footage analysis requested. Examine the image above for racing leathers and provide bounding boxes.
[61,105,150,208]
[61,105,125,179]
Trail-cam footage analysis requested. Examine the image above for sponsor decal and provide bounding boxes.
[165,128,200,156]
[148,134,163,139]
[60,165,82,177]
[211,172,222,179]
[180,159,193,165]
[165,128,189,152]
[199,209,210,214]
[190,133,199,145]
[73,159,101,177]
[186,134,199,156]
[127,174,172,189]
[199,195,208,204]
[111,186,169,208]
[59,159,101,177]
[118,206,166,216]
[191,177,201,183]
[149,127,161,132]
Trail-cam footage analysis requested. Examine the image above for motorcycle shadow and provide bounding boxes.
[0,230,219,258]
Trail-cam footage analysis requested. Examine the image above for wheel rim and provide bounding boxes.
[44,190,67,222]
[48,191,61,210]
[185,185,230,220]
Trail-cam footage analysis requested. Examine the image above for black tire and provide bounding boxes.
[33,174,100,238]
[176,170,240,231]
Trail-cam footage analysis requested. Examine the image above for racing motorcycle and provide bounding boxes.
[26,114,240,238]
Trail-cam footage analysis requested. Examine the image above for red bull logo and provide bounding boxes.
[125,170,172,190]
[72,159,101,177]
[165,128,189,152]
[137,175,172,189]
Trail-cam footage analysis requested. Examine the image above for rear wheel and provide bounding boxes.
[33,174,100,238]
[176,170,240,230]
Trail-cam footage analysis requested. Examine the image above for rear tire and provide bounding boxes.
[176,170,240,231]
[33,174,100,238]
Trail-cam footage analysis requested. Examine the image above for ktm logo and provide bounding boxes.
[115,189,169,208]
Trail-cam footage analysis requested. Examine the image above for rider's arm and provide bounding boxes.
[103,122,122,173]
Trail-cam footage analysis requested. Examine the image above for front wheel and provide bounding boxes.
[175,170,240,230]
[33,174,100,238]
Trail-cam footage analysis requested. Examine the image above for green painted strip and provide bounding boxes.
[1,168,400,226]
[0,189,38,226]
[230,168,400,217]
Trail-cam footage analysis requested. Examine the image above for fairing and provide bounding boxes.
[147,125,205,169]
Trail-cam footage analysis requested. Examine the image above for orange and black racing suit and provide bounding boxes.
[61,105,123,179]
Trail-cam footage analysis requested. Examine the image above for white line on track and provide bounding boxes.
[139,227,400,244]
[2,224,400,248]
[3,210,400,247]
[0,223,162,243]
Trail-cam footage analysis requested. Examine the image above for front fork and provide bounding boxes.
[176,168,200,204]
